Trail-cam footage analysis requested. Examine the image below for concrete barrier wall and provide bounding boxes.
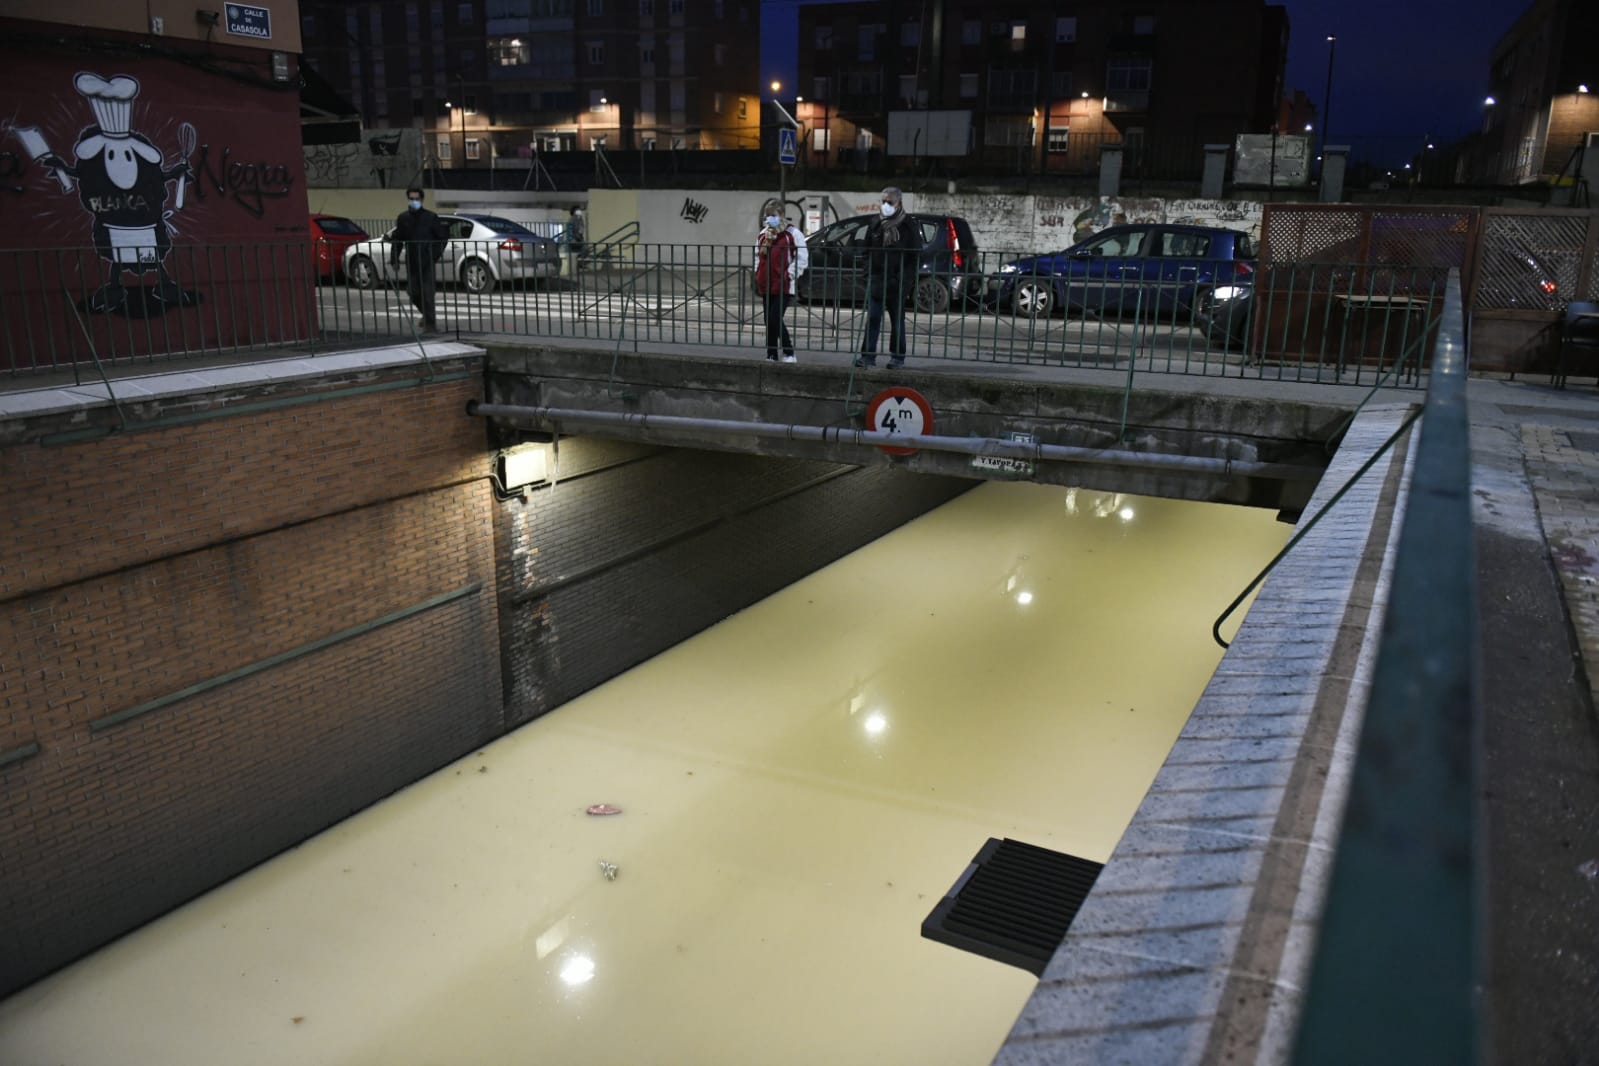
[309,185,1266,258]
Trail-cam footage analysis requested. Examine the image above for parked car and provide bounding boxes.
[344,213,561,293]
[1193,282,1255,349]
[795,213,981,313]
[988,223,1257,319]
[310,214,369,279]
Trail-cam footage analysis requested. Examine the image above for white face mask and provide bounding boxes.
[880,202,896,217]
[765,215,782,229]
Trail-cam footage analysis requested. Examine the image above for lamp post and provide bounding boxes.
[458,76,468,168]
[1319,34,1337,181]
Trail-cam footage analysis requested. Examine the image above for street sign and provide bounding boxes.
[224,3,272,39]
[972,431,1036,477]
[778,127,797,166]
[866,387,934,456]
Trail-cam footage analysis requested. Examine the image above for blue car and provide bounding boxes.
[989,223,1257,319]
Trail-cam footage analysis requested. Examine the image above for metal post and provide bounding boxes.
[1319,35,1337,182]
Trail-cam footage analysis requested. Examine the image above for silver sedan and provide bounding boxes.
[344,213,561,293]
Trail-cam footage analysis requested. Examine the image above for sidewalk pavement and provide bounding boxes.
[1466,376,1599,1063]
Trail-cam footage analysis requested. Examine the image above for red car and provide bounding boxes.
[310,214,370,279]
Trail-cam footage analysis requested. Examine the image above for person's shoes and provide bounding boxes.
[416,317,428,330]
[766,351,779,362]
[780,353,797,363]
[854,355,877,368]
[888,357,905,369]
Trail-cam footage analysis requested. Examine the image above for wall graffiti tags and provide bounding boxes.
[680,196,709,223]
[191,143,295,218]
[19,72,199,316]
[302,131,412,189]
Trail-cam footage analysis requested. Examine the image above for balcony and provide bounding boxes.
[1104,90,1150,112]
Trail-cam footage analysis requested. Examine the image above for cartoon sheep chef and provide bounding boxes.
[38,73,194,313]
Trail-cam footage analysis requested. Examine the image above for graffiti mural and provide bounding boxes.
[0,41,311,371]
[14,73,200,315]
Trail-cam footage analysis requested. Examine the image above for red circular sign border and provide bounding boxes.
[866,386,936,456]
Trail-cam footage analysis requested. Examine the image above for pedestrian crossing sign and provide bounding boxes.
[779,127,797,165]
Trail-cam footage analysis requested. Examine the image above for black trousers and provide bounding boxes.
[864,291,907,357]
[405,258,439,326]
[763,291,793,357]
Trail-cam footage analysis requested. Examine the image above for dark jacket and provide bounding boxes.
[391,208,448,269]
[865,213,920,299]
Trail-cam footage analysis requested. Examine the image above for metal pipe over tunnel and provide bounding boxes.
[465,401,1328,482]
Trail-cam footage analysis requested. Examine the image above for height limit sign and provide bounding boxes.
[866,387,935,456]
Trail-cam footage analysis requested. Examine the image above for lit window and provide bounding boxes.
[437,137,451,160]
[1047,126,1069,151]
[465,138,481,159]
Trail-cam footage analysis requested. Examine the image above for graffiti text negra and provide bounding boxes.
[193,143,294,217]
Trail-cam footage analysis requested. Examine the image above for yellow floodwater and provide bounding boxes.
[0,482,1290,1066]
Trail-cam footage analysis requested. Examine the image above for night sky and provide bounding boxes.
[759,0,1528,165]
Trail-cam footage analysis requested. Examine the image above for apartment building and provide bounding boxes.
[1471,0,1598,185]
[795,0,1287,176]
[299,0,761,168]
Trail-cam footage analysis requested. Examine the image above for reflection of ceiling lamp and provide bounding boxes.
[560,955,596,985]
[1016,591,1034,606]
[864,712,888,736]
[1118,506,1135,522]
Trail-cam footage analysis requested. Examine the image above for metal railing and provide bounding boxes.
[3,239,1448,387]
[1292,269,1480,1062]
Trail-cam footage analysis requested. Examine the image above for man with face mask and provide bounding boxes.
[856,187,917,369]
[391,186,449,331]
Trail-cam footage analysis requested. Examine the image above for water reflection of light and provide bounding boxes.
[1118,506,1135,522]
[863,712,888,736]
[1064,488,1129,519]
[1015,591,1034,606]
[560,955,596,986]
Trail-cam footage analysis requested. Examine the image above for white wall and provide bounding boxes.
[303,184,1268,257]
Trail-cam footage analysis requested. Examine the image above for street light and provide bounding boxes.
[1319,34,1337,180]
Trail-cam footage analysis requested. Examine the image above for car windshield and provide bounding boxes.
[470,216,535,235]
[316,217,366,235]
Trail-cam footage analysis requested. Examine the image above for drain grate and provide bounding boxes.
[921,837,1103,975]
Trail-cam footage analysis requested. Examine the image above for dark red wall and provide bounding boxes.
[0,21,312,371]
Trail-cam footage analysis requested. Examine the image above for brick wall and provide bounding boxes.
[0,373,503,996]
[495,440,972,726]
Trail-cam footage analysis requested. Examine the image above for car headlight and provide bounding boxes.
[999,264,1019,274]
[1212,285,1246,301]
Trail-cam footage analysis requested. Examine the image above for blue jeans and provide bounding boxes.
[864,292,907,358]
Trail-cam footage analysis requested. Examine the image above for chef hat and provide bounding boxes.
[74,72,140,138]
